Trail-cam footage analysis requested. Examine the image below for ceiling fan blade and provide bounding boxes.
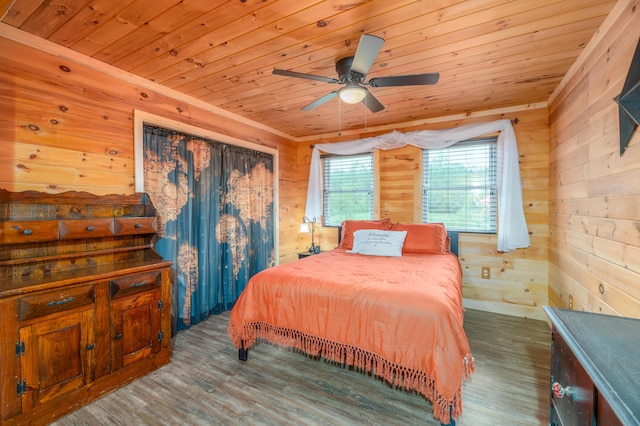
[272,69,340,84]
[362,91,385,113]
[301,91,338,111]
[350,34,385,77]
[368,73,440,87]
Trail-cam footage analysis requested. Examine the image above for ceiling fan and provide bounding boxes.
[272,34,440,113]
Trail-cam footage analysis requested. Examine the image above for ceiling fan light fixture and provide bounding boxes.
[338,85,367,104]
[272,35,439,112]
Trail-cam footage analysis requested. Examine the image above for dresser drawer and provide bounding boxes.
[0,220,59,244]
[18,284,96,322]
[59,218,114,240]
[111,217,157,236]
[110,270,162,299]
[550,330,594,425]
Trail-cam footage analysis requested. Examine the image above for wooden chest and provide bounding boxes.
[545,307,640,425]
[0,190,172,425]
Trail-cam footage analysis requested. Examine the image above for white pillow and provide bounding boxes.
[348,229,408,257]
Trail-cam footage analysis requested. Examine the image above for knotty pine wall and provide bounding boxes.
[4,0,638,321]
[548,0,640,319]
[299,107,550,320]
[0,35,302,264]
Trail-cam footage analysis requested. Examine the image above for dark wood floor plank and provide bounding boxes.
[53,309,551,426]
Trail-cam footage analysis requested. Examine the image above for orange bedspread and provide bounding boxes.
[228,249,474,423]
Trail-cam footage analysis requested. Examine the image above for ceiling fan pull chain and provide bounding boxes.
[338,99,342,136]
[364,102,368,131]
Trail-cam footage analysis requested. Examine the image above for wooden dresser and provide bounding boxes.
[544,307,640,426]
[0,190,172,425]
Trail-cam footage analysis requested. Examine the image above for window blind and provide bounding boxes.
[422,138,497,233]
[322,153,374,226]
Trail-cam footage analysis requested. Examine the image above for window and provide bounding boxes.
[422,138,497,233]
[322,153,374,226]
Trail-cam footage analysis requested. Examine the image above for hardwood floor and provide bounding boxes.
[53,309,551,426]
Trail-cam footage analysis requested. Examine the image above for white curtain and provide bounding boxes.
[305,119,529,252]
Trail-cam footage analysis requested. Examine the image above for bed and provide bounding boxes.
[228,220,474,424]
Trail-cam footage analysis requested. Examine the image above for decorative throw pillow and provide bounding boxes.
[390,222,449,254]
[348,229,408,257]
[338,218,392,250]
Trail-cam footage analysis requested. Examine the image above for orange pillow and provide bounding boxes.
[338,218,392,250]
[390,222,449,254]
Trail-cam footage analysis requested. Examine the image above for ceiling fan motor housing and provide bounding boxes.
[336,57,362,83]
[272,34,438,112]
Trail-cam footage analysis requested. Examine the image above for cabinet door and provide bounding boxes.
[597,392,623,426]
[18,309,96,411]
[111,289,162,371]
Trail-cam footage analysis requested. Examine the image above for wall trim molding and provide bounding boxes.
[0,22,293,142]
[0,21,550,144]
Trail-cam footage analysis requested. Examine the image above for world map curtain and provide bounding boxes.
[143,125,275,331]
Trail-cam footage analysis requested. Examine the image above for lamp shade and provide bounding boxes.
[299,222,310,233]
[338,84,367,104]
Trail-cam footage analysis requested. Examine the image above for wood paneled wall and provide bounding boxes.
[298,107,550,320]
[0,35,301,263]
[7,0,638,321]
[548,0,640,318]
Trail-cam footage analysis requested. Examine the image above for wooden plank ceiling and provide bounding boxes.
[1,0,617,140]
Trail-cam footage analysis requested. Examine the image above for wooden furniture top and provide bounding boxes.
[544,307,640,425]
[0,189,171,298]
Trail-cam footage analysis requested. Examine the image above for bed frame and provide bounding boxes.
[232,224,465,426]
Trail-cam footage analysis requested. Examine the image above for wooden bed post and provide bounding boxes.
[238,341,248,361]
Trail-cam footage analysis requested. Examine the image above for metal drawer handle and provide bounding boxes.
[135,223,143,229]
[48,297,74,306]
[86,343,95,350]
[131,281,148,288]
[23,229,33,235]
[86,225,95,231]
[115,333,123,340]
